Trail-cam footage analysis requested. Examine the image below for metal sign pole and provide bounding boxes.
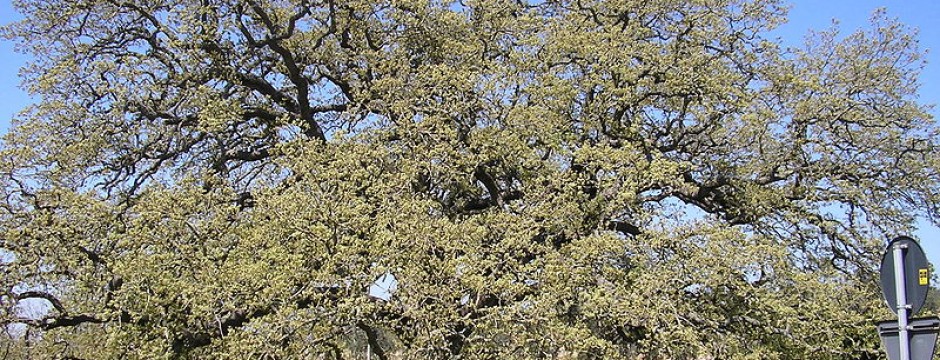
[895,243,912,360]
[877,236,939,360]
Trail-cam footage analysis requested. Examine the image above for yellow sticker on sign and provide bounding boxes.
[919,269,929,286]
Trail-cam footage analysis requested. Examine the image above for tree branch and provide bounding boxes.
[356,321,390,360]
[608,220,642,237]
[14,291,66,314]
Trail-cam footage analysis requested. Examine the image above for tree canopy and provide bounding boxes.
[1,0,938,358]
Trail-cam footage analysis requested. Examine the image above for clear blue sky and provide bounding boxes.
[1,1,939,264]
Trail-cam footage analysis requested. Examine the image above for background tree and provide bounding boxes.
[0,0,937,358]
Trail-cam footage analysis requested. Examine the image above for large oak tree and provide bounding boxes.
[1,0,938,358]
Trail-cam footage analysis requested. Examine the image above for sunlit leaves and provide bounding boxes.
[0,0,937,358]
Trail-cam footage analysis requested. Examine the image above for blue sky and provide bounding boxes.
[1,1,939,265]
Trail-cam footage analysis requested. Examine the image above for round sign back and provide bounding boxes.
[879,236,930,317]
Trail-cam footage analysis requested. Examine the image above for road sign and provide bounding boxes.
[880,236,930,316]
[879,236,935,360]
[877,317,940,360]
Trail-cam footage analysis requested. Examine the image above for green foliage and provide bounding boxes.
[0,0,937,358]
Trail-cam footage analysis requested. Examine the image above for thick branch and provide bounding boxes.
[247,1,326,141]
[172,285,341,350]
[473,165,501,207]
[356,321,390,360]
[9,312,127,331]
[14,291,66,314]
[608,220,642,237]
